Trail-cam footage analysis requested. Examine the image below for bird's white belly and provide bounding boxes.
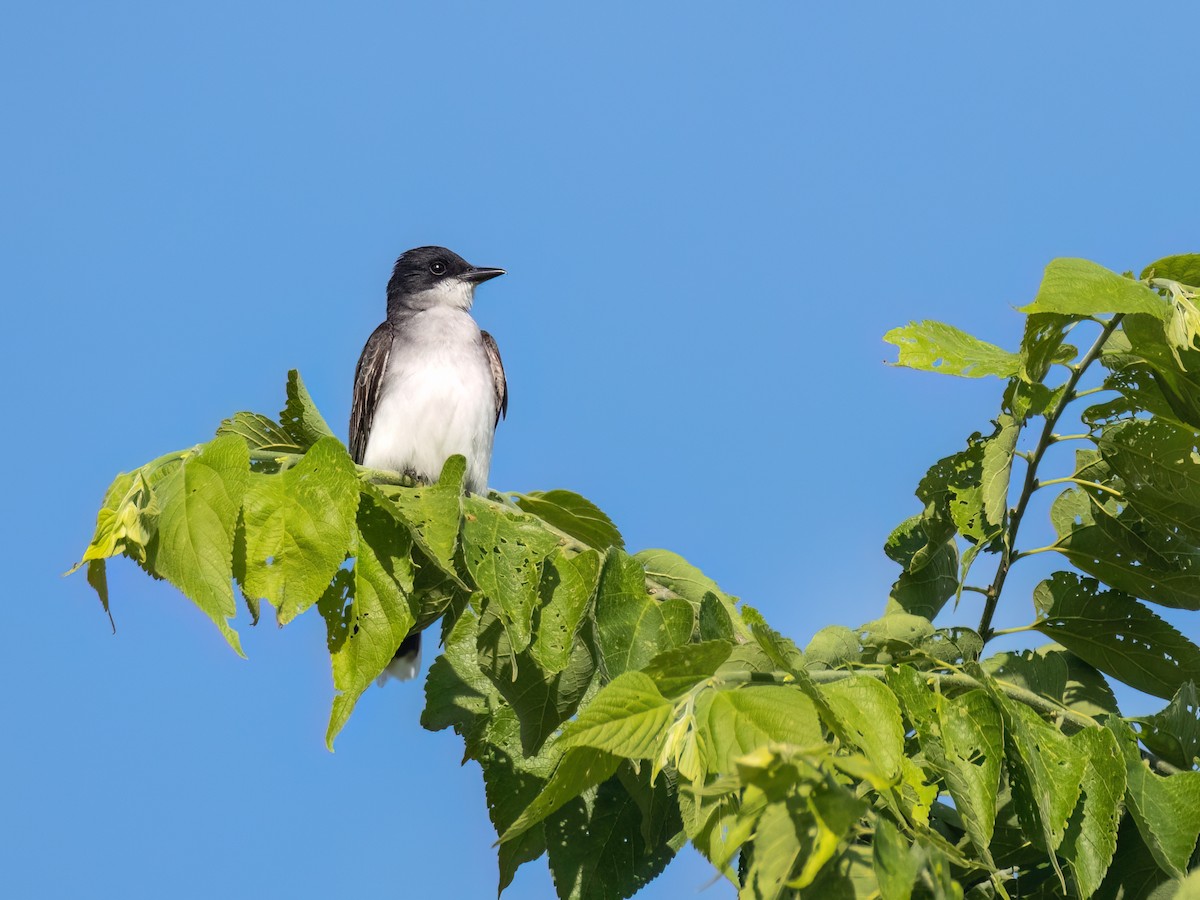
[362,325,496,493]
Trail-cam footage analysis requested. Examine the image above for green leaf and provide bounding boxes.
[85,558,113,628]
[1032,572,1200,700]
[633,549,746,638]
[1142,254,1200,287]
[1093,815,1179,900]
[420,605,496,743]
[859,613,936,664]
[279,369,335,449]
[1099,418,1200,546]
[474,706,559,894]
[239,436,360,625]
[1132,682,1200,771]
[462,496,560,653]
[1019,313,1078,384]
[694,686,824,774]
[819,675,905,782]
[1086,363,1200,433]
[873,817,923,900]
[1109,719,1200,879]
[993,688,1087,883]
[891,667,1002,863]
[1020,258,1167,319]
[1176,868,1200,900]
[545,778,677,900]
[984,645,1120,718]
[216,411,300,453]
[885,531,958,620]
[698,591,735,642]
[678,778,741,884]
[319,493,417,749]
[142,436,249,654]
[512,490,624,551]
[476,603,597,756]
[740,797,806,898]
[981,414,1019,528]
[615,763,686,858]
[1051,483,1200,611]
[499,746,621,845]
[593,549,694,679]
[531,550,601,675]
[372,455,466,584]
[639,641,732,698]
[1118,314,1200,430]
[884,320,1021,378]
[78,466,160,566]
[1059,726,1126,900]
[804,626,862,670]
[560,671,673,759]
[742,605,805,675]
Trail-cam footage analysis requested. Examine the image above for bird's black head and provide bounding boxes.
[386,246,505,313]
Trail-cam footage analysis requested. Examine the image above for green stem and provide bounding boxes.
[977,315,1125,642]
[1011,545,1059,561]
[1036,476,1122,498]
[987,624,1038,637]
[1049,432,1094,442]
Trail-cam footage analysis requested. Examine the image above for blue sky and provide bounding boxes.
[4,3,1199,897]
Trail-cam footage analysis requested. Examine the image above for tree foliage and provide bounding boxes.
[74,255,1200,898]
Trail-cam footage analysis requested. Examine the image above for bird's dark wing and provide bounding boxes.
[481,330,508,426]
[349,322,393,464]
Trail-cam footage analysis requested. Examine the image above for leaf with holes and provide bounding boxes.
[884,320,1021,378]
[476,603,596,755]
[240,436,360,625]
[1050,485,1200,611]
[1108,719,1200,879]
[1099,418,1200,546]
[991,685,1087,883]
[498,746,621,845]
[1132,682,1200,771]
[545,778,678,900]
[531,549,601,675]
[1032,572,1200,700]
[1059,726,1125,899]
[319,492,417,749]
[372,455,466,583]
[891,666,1002,864]
[462,495,561,653]
[279,369,336,449]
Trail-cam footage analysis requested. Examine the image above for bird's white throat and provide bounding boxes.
[407,278,476,311]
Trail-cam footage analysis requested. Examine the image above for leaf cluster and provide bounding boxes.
[74,256,1200,898]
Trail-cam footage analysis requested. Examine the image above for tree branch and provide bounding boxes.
[978,315,1124,641]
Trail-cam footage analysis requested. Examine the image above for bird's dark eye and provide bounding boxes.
[430,261,447,275]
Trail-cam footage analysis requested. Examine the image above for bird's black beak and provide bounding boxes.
[461,266,506,285]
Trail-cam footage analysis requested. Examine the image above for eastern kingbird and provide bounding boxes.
[350,246,507,681]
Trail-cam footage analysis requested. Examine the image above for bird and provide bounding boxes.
[349,246,507,681]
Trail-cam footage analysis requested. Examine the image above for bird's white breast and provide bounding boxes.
[362,307,497,494]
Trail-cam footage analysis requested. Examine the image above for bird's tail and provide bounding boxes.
[375,632,422,685]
